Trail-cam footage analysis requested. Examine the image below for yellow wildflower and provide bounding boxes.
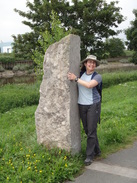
[26,155,30,158]
[27,167,31,170]
[64,156,67,160]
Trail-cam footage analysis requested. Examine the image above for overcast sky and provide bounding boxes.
[0,0,136,43]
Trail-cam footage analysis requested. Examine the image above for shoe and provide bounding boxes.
[94,152,101,157]
[84,157,93,166]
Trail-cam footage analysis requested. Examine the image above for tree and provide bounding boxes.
[13,0,70,60]
[12,32,37,60]
[125,9,137,64]
[104,38,125,58]
[125,9,137,51]
[12,0,125,60]
[64,0,125,59]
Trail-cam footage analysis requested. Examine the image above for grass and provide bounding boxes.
[0,72,137,182]
[97,81,137,156]
[0,81,40,113]
[102,70,137,88]
[81,82,137,158]
[0,106,83,183]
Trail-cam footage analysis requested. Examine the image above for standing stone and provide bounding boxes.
[35,34,81,154]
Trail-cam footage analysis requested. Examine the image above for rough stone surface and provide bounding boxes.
[35,34,81,154]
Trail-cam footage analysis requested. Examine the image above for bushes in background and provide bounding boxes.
[0,53,15,63]
[12,64,34,71]
[102,70,137,88]
[0,65,5,72]
[119,58,130,63]
[130,51,137,65]
[0,53,34,70]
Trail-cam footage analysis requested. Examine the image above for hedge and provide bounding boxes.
[0,56,15,63]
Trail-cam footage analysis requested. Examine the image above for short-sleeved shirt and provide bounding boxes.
[78,72,102,105]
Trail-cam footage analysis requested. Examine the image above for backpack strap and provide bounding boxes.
[91,72,102,101]
[80,71,85,77]
[91,71,102,124]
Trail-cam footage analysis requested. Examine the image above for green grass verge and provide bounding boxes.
[0,72,137,182]
[102,70,137,88]
[81,81,137,159]
[0,106,83,183]
[0,81,40,113]
[98,81,137,156]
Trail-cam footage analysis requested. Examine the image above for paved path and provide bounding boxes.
[66,141,137,183]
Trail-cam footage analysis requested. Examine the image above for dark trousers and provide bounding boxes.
[79,102,101,159]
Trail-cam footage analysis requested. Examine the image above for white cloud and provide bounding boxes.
[0,0,32,42]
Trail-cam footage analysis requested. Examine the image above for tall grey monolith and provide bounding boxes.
[35,34,81,154]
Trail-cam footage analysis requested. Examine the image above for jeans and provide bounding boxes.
[79,102,101,159]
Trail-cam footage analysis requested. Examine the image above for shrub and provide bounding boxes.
[19,65,27,71]
[12,65,19,71]
[100,59,108,64]
[13,64,33,71]
[119,58,130,63]
[0,56,15,63]
[130,51,137,65]
[0,65,5,72]
[102,70,137,88]
[0,53,15,63]
[27,69,34,74]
